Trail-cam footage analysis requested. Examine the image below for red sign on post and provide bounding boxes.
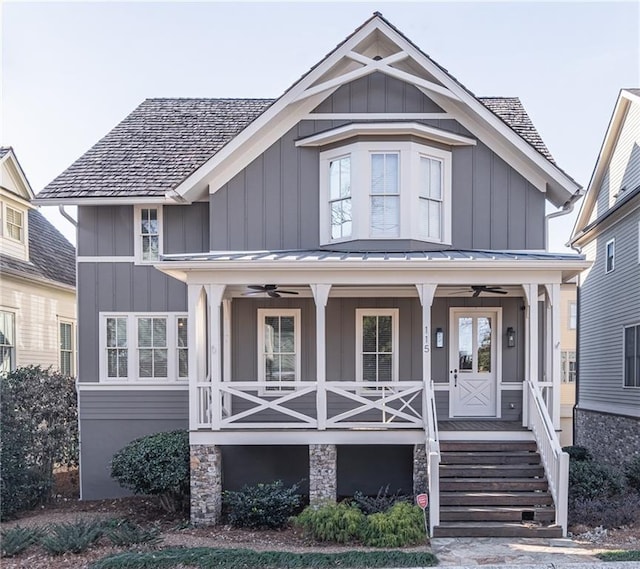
[416,493,428,510]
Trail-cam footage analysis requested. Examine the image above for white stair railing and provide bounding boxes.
[424,380,440,534]
[526,380,569,535]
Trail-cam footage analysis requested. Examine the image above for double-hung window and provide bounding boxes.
[370,153,400,238]
[102,313,187,381]
[419,155,443,240]
[59,321,74,376]
[624,324,640,388]
[605,238,615,273]
[0,311,16,374]
[569,302,577,330]
[561,350,576,383]
[6,207,23,242]
[258,309,300,392]
[134,206,162,263]
[356,309,398,388]
[329,156,352,240]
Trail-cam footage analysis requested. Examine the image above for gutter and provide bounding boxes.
[545,191,582,251]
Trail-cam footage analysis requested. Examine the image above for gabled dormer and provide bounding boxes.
[0,147,36,262]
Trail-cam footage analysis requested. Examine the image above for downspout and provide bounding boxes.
[544,191,582,251]
[58,205,78,227]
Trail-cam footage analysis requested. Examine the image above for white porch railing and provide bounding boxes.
[525,380,569,536]
[196,381,424,430]
[424,380,440,535]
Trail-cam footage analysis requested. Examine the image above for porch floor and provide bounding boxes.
[438,420,526,432]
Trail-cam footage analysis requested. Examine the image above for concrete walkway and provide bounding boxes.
[428,536,637,568]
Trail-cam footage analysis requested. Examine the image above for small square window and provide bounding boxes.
[605,239,615,273]
[5,207,23,242]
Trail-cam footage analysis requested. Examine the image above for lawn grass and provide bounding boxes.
[596,550,640,562]
[90,546,438,568]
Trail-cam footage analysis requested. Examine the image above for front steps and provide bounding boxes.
[433,440,562,538]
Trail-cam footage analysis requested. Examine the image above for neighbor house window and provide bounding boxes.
[0,311,16,374]
[370,153,400,237]
[134,206,162,263]
[59,321,74,376]
[561,350,576,383]
[329,156,352,240]
[5,207,23,241]
[569,302,577,330]
[258,309,300,392]
[624,324,640,388]
[605,238,615,273]
[356,309,399,387]
[101,313,187,381]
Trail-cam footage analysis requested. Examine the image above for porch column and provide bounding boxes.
[416,284,437,434]
[207,284,226,430]
[188,285,206,430]
[546,283,562,428]
[222,298,232,417]
[522,283,539,427]
[311,284,331,430]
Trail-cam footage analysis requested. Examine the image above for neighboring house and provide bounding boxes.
[0,147,76,375]
[570,89,640,467]
[559,282,576,447]
[36,14,588,537]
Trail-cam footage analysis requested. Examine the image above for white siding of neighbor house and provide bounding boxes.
[591,100,640,224]
[578,210,640,417]
[0,273,76,372]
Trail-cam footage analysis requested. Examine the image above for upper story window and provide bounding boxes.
[569,302,577,330]
[134,205,162,263]
[5,206,23,242]
[319,141,451,246]
[605,238,615,273]
[0,310,16,374]
[624,324,640,388]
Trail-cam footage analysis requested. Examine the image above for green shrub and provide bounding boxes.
[352,485,410,515]
[570,493,640,528]
[361,502,426,547]
[110,431,189,513]
[105,520,163,546]
[562,445,592,462]
[295,502,365,543]
[569,460,623,505]
[223,480,302,529]
[41,519,103,555]
[0,366,78,520]
[0,525,43,557]
[625,455,640,494]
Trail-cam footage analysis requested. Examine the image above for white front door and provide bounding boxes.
[450,309,500,417]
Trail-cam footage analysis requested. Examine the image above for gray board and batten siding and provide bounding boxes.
[579,210,640,416]
[210,73,546,252]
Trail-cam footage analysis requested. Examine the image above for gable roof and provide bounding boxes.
[0,209,76,289]
[1,146,36,202]
[37,13,579,207]
[571,88,640,243]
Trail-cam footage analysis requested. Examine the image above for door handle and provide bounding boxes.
[450,369,458,387]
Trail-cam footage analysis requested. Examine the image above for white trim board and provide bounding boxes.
[77,256,135,263]
[77,383,188,391]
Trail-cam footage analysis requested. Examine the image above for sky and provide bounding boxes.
[2,1,639,251]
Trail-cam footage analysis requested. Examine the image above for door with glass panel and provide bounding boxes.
[449,309,499,417]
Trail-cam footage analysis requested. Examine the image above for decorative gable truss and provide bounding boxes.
[173,13,581,209]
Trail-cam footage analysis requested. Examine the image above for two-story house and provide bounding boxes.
[0,147,76,375]
[570,89,640,468]
[36,14,588,537]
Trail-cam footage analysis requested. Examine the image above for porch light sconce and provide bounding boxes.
[506,327,516,348]
[435,328,444,348]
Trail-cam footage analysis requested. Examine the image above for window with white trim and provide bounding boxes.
[561,350,576,383]
[320,141,452,246]
[5,206,23,242]
[605,238,615,273]
[134,206,162,263]
[624,324,640,388]
[59,321,75,377]
[101,313,187,381]
[258,309,300,392]
[569,302,577,330]
[0,311,16,374]
[356,309,399,387]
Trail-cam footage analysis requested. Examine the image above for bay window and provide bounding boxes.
[329,156,352,240]
[370,153,400,237]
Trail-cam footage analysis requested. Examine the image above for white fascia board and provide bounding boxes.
[572,92,632,240]
[32,196,183,206]
[0,187,36,210]
[295,122,476,148]
[1,150,36,201]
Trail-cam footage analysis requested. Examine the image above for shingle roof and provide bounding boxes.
[0,210,76,288]
[38,95,557,201]
[0,147,11,159]
[38,99,273,199]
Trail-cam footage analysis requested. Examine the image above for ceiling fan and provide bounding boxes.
[471,285,508,297]
[242,285,299,298]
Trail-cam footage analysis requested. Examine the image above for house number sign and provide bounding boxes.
[424,326,430,353]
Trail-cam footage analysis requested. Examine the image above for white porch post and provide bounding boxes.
[546,283,562,429]
[222,298,232,417]
[522,283,539,427]
[187,284,203,430]
[416,284,437,386]
[207,284,226,431]
[311,284,331,430]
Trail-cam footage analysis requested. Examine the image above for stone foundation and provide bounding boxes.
[190,444,222,526]
[575,408,640,470]
[413,444,428,496]
[309,444,337,505]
